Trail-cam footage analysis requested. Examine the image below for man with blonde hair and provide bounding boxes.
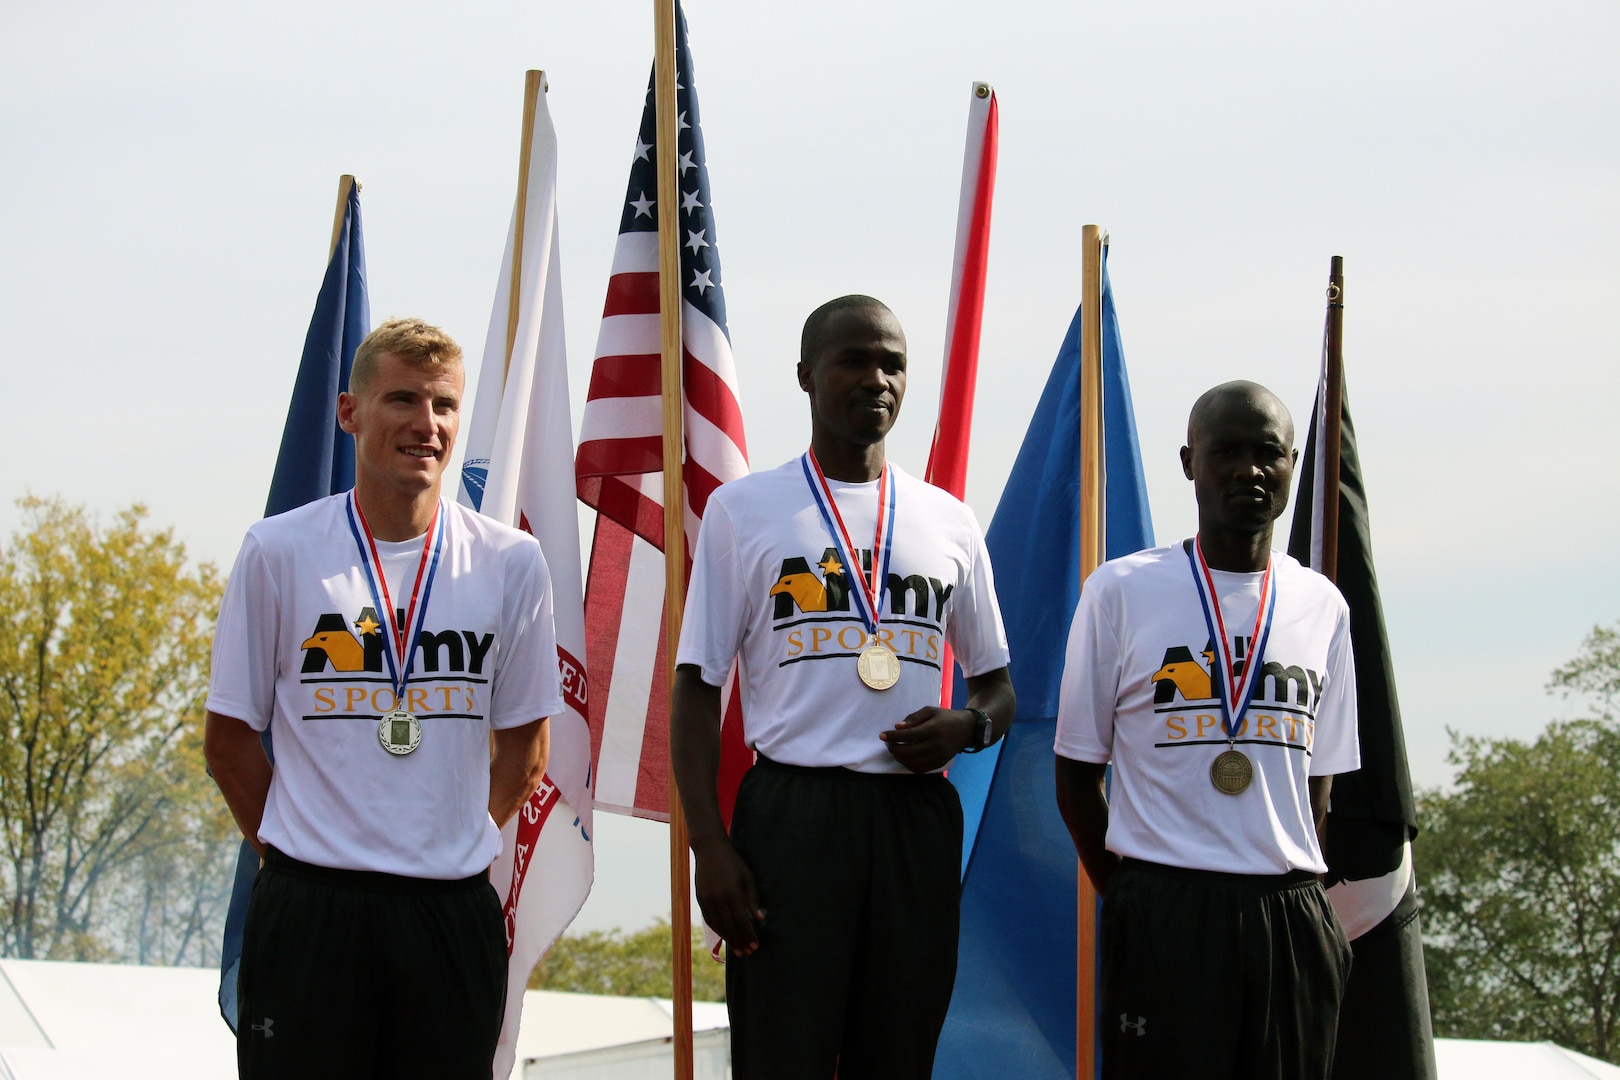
[206,317,560,1079]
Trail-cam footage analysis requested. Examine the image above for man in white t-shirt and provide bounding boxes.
[672,295,1015,1080]
[1054,380,1358,1080]
[204,318,560,1080]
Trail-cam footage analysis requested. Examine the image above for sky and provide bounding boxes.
[3,1,1616,934]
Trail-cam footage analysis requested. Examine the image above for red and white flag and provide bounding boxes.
[575,9,750,824]
[926,81,999,700]
[458,76,594,1080]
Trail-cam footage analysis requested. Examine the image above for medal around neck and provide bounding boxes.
[1209,748,1253,794]
[346,493,446,758]
[1185,537,1277,795]
[857,639,901,690]
[802,450,899,691]
[379,710,422,756]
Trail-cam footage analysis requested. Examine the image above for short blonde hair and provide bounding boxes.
[350,317,463,395]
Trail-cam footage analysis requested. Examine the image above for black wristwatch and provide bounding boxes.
[961,707,995,753]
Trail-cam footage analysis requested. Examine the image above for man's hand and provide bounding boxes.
[880,666,1015,773]
[692,837,765,956]
[881,706,976,773]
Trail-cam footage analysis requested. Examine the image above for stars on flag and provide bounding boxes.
[685,229,709,254]
[629,191,655,218]
[681,189,703,213]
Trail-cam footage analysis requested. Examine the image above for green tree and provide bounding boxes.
[1417,624,1620,1062]
[0,497,229,961]
[529,920,727,1002]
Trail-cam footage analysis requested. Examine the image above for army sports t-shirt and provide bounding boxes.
[207,494,563,879]
[677,459,1010,774]
[1054,544,1359,875]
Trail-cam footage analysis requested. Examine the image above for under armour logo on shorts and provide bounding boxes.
[1119,1014,1146,1037]
[252,1018,275,1038]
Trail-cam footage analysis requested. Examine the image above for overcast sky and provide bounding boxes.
[3,1,1615,933]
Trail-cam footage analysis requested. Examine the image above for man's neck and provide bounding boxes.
[810,437,885,483]
[1196,524,1273,573]
[355,482,440,541]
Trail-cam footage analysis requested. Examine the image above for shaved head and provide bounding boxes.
[801,294,895,366]
[1187,380,1294,449]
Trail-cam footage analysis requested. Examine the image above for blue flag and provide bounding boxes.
[936,250,1152,1078]
[218,181,368,1030]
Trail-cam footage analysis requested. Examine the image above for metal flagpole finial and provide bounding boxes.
[974,81,992,98]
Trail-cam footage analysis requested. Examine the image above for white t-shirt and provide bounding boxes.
[677,459,1010,774]
[1054,543,1359,875]
[206,494,563,878]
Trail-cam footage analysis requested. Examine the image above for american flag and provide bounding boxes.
[575,4,750,822]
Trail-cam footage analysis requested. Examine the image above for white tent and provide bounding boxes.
[0,959,728,1079]
[3,958,1617,1079]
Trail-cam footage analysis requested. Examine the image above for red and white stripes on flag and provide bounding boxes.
[576,12,751,823]
[926,81,999,702]
[457,76,594,1080]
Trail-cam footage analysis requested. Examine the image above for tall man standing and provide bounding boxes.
[205,318,560,1079]
[672,295,1015,1080]
[1055,380,1358,1079]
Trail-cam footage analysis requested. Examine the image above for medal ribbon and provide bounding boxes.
[1185,537,1278,741]
[801,450,896,637]
[345,493,448,711]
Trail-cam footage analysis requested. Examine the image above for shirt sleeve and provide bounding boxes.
[487,539,565,730]
[1308,599,1361,776]
[943,509,1011,678]
[676,498,748,688]
[1053,574,1123,764]
[205,534,281,732]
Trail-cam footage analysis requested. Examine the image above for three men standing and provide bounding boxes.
[206,318,558,1079]
[1055,380,1359,1079]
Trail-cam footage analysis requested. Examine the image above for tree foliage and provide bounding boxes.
[529,920,727,1003]
[0,496,231,962]
[1418,624,1620,1062]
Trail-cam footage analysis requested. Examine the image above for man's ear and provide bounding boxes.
[796,360,813,394]
[1179,445,1194,480]
[337,392,359,434]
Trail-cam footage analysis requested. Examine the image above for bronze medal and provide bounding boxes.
[856,641,901,691]
[1209,748,1253,794]
[378,709,422,756]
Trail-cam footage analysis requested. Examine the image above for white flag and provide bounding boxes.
[459,76,593,1080]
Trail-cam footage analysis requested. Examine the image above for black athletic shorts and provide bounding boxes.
[725,755,963,1080]
[1100,857,1352,1080]
[236,847,508,1080]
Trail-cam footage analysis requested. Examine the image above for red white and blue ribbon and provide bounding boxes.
[1186,536,1277,741]
[801,450,896,637]
[345,492,447,710]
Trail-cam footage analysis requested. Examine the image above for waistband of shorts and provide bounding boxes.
[1119,857,1320,890]
[262,846,489,894]
[753,752,946,782]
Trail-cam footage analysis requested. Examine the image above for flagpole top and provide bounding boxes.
[525,69,548,94]
[973,81,993,98]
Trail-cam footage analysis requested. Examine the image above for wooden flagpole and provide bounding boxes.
[1321,256,1345,584]
[327,175,358,264]
[1075,224,1107,1080]
[652,2,696,1077]
[504,72,546,381]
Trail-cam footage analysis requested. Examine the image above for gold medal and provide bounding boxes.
[856,641,901,691]
[1209,748,1252,794]
[379,709,422,756]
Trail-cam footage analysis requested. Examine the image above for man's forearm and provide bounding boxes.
[1056,757,1117,896]
[490,718,550,828]
[670,666,728,849]
[204,711,274,856]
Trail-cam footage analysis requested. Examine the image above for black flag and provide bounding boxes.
[1289,380,1437,1080]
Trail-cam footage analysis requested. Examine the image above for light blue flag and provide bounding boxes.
[936,249,1152,1078]
[218,181,368,1031]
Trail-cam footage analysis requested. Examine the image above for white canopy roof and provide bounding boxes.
[2,958,1615,1079]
